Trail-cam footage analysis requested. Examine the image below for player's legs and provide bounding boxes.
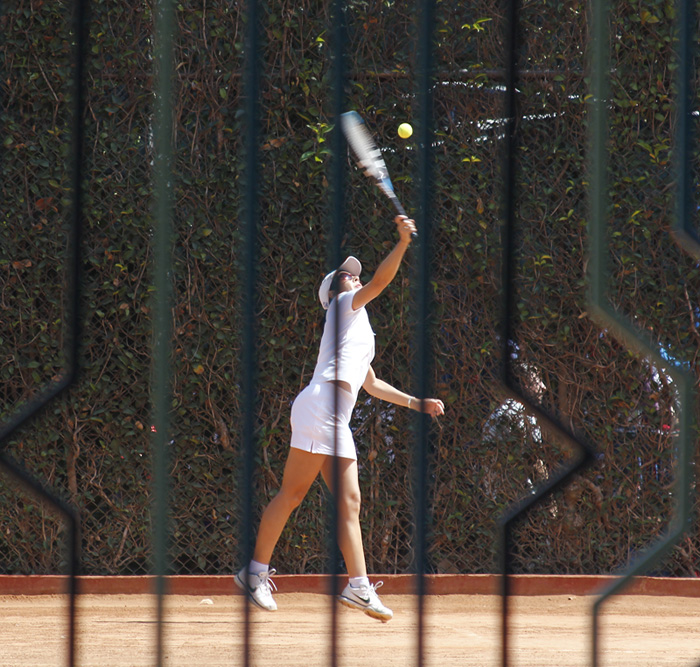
[252,447,326,565]
[320,456,366,578]
[236,447,325,611]
[321,456,393,622]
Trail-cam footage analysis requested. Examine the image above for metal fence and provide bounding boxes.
[2,1,700,666]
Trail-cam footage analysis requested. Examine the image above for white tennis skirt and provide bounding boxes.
[290,381,357,460]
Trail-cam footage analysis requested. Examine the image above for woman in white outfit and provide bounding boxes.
[236,215,445,621]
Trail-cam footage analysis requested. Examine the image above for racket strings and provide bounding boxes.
[341,114,387,181]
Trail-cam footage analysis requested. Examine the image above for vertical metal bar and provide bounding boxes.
[62,6,88,656]
[66,2,88,425]
[329,1,347,664]
[587,3,609,661]
[414,0,436,664]
[499,2,596,665]
[240,0,261,662]
[63,0,88,660]
[151,0,176,663]
[587,0,611,313]
[588,1,697,664]
[0,1,88,664]
[329,5,346,274]
[674,0,700,258]
[499,2,520,663]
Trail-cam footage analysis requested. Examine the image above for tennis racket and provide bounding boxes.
[340,111,416,238]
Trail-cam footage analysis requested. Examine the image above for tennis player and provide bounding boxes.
[236,215,445,621]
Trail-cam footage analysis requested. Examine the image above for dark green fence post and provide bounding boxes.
[151,0,177,663]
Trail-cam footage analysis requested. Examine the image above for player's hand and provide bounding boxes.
[413,398,445,418]
[395,215,416,244]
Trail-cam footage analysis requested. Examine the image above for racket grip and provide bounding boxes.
[391,197,407,217]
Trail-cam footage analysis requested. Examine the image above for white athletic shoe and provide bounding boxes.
[235,567,278,611]
[338,580,393,622]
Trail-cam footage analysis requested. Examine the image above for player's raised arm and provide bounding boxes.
[351,216,416,311]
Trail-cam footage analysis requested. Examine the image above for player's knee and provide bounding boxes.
[279,485,307,510]
[340,490,362,519]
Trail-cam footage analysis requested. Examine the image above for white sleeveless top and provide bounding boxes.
[311,290,376,399]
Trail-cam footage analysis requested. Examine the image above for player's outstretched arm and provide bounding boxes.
[351,216,416,311]
[362,366,445,417]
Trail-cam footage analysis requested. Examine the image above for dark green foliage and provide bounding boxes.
[1,0,699,577]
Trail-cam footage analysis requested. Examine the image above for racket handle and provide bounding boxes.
[390,196,418,240]
[391,196,406,217]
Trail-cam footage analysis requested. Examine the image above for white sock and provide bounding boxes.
[349,576,370,589]
[248,559,269,580]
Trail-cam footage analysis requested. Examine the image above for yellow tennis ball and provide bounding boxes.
[398,123,413,139]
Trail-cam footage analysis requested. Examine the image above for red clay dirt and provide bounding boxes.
[2,589,700,666]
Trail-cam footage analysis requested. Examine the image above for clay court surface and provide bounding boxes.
[3,590,700,666]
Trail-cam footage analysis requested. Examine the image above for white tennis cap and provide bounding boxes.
[318,256,362,310]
